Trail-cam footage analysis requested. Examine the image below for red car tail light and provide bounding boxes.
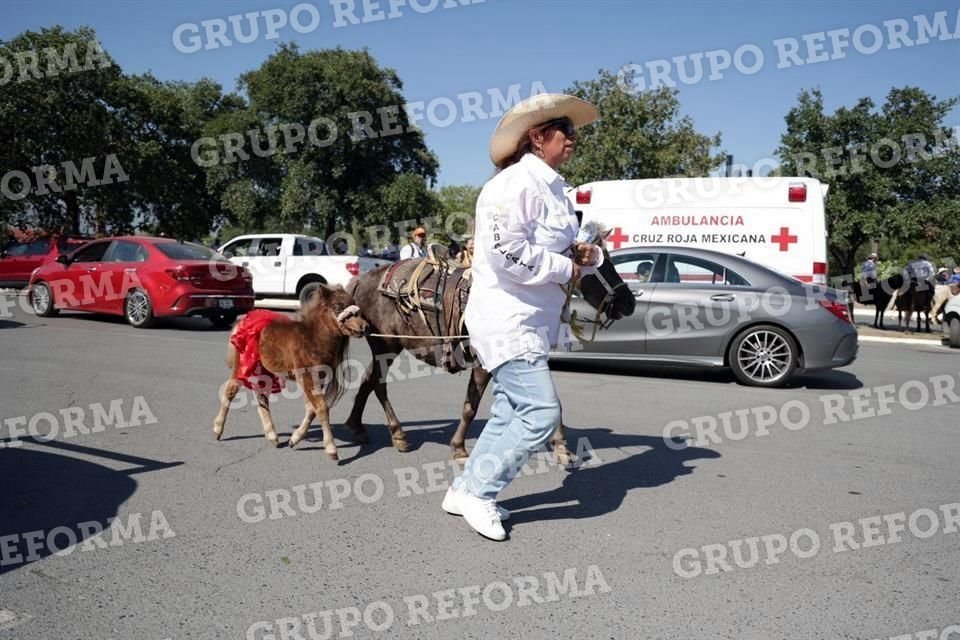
[575,189,592,204]
[165,267,192,281]
[346,262,360,276]
[818,298,852,324]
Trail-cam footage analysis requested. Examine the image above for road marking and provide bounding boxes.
[859,335,950,346]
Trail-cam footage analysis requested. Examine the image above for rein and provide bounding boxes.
[368,233,625,343]
[561,242,627,342]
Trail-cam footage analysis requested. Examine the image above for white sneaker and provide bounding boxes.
[442,487,506,541]
[442,487,510,521]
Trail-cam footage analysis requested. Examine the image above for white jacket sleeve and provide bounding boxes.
[480,187,572,286]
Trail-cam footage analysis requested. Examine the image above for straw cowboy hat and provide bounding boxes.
[489,93,599,166]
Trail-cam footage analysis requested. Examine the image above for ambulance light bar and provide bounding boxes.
[788,183,807,203]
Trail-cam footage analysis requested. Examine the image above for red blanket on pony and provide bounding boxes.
[230,310,292,394]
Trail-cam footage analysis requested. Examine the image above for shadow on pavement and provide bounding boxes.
[0,439,182,576]
[295,418,465,464]
[550,359,863,390]
[51,312,229,332]
[501,427,720,525]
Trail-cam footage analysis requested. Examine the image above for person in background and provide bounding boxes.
[447,240,461,262]
[950,266,960,285]
[399,226,427,260]
[861,252,879,283]
[936,267,950,284]
[455,236,474,267]
[906,253,935,281]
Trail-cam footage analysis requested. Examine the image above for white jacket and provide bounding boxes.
[465,153,600,371]
[399,242,426,260]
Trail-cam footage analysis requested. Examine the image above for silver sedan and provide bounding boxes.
[553,246,858,387]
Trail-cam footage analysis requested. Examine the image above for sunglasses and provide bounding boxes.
[540,117,577,139]
[415,233,426,238]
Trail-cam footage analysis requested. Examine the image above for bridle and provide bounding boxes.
[562,243,628,342]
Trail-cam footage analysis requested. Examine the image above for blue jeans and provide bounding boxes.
[454,355,561,500]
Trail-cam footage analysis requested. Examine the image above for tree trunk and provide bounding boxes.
[324,213,336,242]
[64,191,81,235]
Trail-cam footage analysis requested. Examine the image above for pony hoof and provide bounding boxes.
[288,434,302,449]
[267,435,280,448]
[554,449,577,466]
[213,427,223,441]
[392,438,410,452]
[453,453,469,465]
[327,451,339,461]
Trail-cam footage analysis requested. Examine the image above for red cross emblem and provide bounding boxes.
[771,227,798,252]
[608,227,629,250]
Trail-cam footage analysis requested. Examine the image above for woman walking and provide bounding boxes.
[441,93,603,540]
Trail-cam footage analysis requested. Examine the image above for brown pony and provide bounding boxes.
[213,285,369,460]
[345,234,635,464]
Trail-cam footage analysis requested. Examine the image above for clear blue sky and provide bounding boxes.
[5,0,959,186]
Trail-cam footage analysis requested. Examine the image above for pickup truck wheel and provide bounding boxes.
[299,281,324,307]
[31,282,59,317]
[949,316,960,348]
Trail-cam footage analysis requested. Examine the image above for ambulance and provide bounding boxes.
[568,177,830,284]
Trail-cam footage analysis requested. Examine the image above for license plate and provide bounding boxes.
[218,299,234,309]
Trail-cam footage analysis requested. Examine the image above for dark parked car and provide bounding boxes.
[27,236,254,328]
[0,235,92,288]
[553,246,858,387]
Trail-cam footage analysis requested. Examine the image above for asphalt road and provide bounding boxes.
[1,301,958,640]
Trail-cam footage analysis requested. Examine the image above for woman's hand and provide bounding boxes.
[569,259,582,283]
[574,242,599,266]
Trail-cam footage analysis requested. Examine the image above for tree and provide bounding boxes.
[0,27,126,234]
[777,87,960,276]
[0,27,240,240]
[436,184,480,239]
[208,44,439,241]
[437,184,480,217]
[561,69,725,186]
[117,75,245,240]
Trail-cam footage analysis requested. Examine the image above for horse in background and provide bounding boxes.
[846,274,901,330]
[896,276,935,333]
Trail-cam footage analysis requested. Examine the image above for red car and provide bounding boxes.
[27,236,255,328]
[0,235,92,288]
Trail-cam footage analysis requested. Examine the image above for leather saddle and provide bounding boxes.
[377,249,473,372]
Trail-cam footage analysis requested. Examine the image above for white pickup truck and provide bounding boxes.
[218,233,390,305]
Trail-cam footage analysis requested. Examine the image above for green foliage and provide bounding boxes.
[561,69,725,186]
[777,87,960,276]
[208,44,440,241]
[0,27,240,240]
[0,27,125,234]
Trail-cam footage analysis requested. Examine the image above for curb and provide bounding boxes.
[858,334,950,347]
